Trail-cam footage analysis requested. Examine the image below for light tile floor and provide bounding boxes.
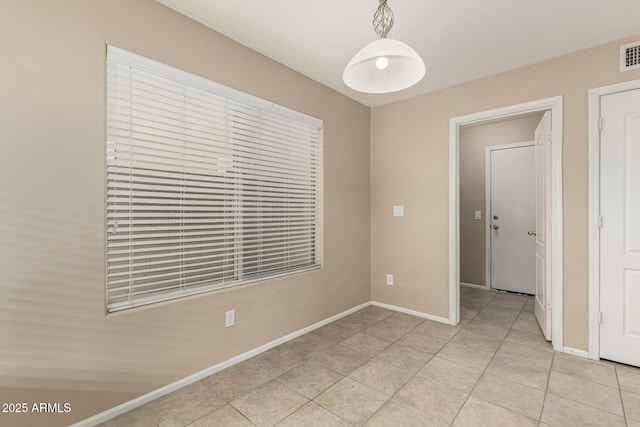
[100,287,640,426]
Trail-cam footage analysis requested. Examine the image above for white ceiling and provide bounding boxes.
[156,0,640,107]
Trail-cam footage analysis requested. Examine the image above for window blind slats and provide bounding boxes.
[106,46,322,312]
[107,244,315,280]
[108,225,315,249]
[106,229,317,247]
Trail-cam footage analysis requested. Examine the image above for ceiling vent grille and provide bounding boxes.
[620,41,640,72]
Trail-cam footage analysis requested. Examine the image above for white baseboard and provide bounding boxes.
[562,346,589,359]
[460,282,486,289]
[74,299,451,426]
[370,301,450,325]
[72,301,370,427]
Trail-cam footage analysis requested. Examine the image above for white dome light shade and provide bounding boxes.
[343,38,425,94]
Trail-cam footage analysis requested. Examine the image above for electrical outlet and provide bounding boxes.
[225,309,235,327]
[386,274,394,286]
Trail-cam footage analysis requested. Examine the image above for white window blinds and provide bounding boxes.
[106,46,322,312]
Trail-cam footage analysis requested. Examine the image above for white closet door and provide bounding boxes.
[600,88,640,367]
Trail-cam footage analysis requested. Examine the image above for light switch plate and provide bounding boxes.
[475,210,482,220]
[225,309,235,327]
[393,205,404,217]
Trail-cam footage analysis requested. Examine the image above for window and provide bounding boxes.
[106,46,322,312]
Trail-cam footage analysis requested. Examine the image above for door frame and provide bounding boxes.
[588,78,640,360]
[485,141,535,291]
[449,96,564,352]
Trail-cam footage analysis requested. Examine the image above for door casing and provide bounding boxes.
[588,78,640,360]
[449,96,564,352]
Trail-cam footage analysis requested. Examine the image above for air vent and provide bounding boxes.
[620,41,640,72]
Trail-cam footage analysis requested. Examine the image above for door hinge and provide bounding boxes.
[597,215,604,228]
[598,117,605,132]
[597,311,603,325]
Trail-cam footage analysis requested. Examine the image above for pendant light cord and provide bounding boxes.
[373,0,394,39]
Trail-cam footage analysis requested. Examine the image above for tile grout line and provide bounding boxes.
[144,405,161,427]
[390,299,485,411]
[450,292,545,425]
[546,356,629,419]
[449,290,507,425]
[613,364,628,425]
[209,348,312,426]
[346,308,475,425]
[438,293,504,425]
[187,296,523,426]
[350,313,436,425]
[282,327,370,424]
[294,308,406,425]
[215,293,522,426]
[539,346,557,426]
[182,381,239,427]
[280,311,383,424]
[446,296,496,425]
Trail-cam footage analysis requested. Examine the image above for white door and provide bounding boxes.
[600,88,640,366]
[488,143,536,294]
[534,111,552,340]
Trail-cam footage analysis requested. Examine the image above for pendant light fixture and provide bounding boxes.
[343,0,425,94]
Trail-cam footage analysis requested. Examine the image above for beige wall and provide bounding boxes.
[371,35,640,347]
[0,1,370,425]
[459,114,542,287]
[4,1,640,424]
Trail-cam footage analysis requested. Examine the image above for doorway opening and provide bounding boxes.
[449,96,564,352]
[459,113,542,295]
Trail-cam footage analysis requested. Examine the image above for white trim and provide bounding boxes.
[484,141,535,292]
[449,96,563,351]
[486,141,536,149]
[371,301,451,324]
[449,120,461,325]
[71,301,369,427]
[563,346,590,359]
[588,86,603,361]
[485,152,491,292]
[485,147,492,291]
[460,282,485,289]
[588,78,640,361]
[484,148,491,290]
